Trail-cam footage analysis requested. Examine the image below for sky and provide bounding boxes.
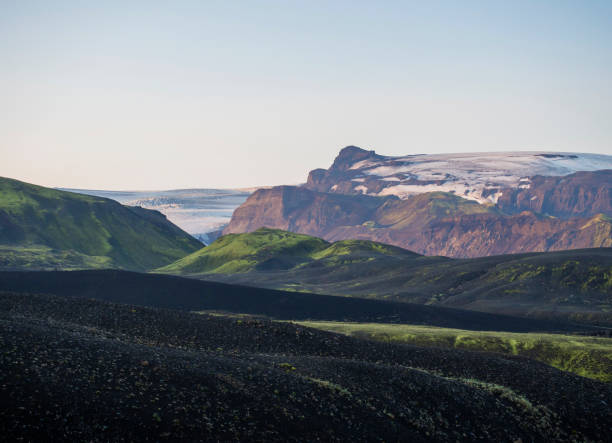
[1,0,611,190]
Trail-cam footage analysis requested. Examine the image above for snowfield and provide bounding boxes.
[345,151,612,203]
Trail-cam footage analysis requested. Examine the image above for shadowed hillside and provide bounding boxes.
[0,270,590,333]
[0,177,202,271]
[158,229,612,326]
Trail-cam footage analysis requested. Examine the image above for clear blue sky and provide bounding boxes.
[1,0,611,189]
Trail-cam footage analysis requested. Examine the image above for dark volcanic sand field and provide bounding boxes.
[0,292,610,442]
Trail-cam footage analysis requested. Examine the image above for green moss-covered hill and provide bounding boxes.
[0,177,202,271]
[156,227,418,274]
[158,229,612,325]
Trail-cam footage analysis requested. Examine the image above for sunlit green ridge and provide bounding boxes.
[0,176,202,271]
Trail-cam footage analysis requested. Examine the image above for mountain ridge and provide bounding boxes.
[224,146,612,258]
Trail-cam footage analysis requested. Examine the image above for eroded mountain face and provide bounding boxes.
[224,147,612,258]
[496,170,612,218]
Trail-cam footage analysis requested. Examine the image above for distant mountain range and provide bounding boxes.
[224,146,612,257]
[0,177,202,271]
[156,228,612,326]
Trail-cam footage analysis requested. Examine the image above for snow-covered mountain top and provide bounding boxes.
[351,151,611,178]
[327,149,612,204]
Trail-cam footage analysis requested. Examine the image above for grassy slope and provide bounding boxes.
[158,228,612,325]
[1,292,610,441]
[295,321,612,382]
[0,177,202,271]
[157,228,330,273]
[156,227,418,274]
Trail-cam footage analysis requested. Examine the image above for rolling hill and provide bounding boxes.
[157,227,418,274]
[0,177,202,271]
[158,229,612,325]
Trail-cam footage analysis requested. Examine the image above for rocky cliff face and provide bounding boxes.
[224,186,385,237]
[225,147,612,258]
[496,170,612,218]
[224,186,612,258]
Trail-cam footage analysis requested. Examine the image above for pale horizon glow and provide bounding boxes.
[1,1,611,190]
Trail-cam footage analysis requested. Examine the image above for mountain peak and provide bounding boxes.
[331,146,381,171]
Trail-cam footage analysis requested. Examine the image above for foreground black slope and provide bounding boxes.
[0,292,610,441]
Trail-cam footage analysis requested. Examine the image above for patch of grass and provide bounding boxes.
[293,321,612,382]
[0,245,113,270]
[303,376,352,397]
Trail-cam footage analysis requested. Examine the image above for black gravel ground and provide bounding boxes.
[1,292,610,442]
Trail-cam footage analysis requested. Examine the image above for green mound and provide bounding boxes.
[156,228,418,274]
[0,177,202,271]
[157,228,330,273]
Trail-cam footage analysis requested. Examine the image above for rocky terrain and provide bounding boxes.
[224,147,612,258]
[1,291,610,441]
[496,170,612,218]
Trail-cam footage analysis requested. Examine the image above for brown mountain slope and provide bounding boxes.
[224,185,385,235]
[496,170,612,218]
[224,186,612,258]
